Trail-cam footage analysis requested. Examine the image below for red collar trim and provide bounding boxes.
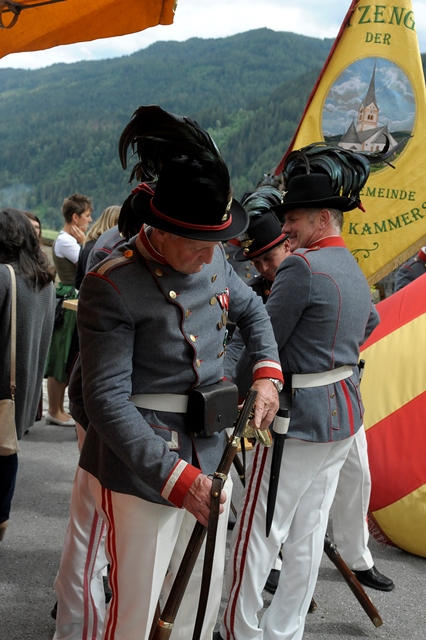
[137,225,168,265]
[308,236,346,250]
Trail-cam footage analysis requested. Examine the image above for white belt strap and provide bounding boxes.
[130,393,188,413]
[292,365,353,389]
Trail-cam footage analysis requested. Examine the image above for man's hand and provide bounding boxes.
[182,473,227,527]
[250,378,280,431]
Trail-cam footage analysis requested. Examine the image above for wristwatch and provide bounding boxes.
[267,378,283,393]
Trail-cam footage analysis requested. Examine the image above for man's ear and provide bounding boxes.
[318,208,331,228]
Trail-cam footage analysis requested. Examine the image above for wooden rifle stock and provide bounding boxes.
[324,535,383,628]
[150,388,258,640]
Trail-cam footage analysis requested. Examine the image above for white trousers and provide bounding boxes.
[53,424,108,640]
[221,436,353,640]
[331,426,373,571]
[273,426,373,573]
[88,471,232,640]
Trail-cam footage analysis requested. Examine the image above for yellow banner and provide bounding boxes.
[277,1,426,284]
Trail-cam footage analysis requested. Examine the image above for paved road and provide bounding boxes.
[1,404,425,640]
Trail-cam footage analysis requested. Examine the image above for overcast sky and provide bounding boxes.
[1,0,425,70]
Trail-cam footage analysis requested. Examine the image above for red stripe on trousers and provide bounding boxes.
[101,488,119,640]
[367,390,426,511]
[82,510,105,640]
[224,445,269,640]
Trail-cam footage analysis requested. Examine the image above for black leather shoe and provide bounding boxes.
[51,601,57,620]
[353,565,395,591]
[264,568,280,594]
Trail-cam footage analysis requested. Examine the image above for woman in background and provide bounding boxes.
[0,209,55,541]
[44,193,93,427]
[22,210,42,239]
[75,205,121,289]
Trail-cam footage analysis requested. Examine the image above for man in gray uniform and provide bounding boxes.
[224,198,393,597]
[218,144,381,640]
[76,106,282,640]
[394,245,426,291]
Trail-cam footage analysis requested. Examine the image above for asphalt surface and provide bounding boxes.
[1,386,425,640]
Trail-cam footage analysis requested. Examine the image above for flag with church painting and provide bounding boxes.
[276,0,426,285]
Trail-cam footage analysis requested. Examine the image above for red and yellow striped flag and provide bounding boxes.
[360,274,426,557]
[276,0,426,285]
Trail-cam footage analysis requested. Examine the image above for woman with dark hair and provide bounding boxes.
[0,208,55,541]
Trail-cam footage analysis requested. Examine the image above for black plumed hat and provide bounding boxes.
[119,105,248,242]
[272,141,390,221]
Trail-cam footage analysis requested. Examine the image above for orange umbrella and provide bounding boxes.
[0,0,176,58]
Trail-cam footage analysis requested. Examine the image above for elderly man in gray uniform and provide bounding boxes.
[224,193,393,599]
[76,106,282,640]
[218,143,381,640]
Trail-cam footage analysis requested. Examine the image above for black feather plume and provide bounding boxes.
[283,141,393,208]
[118,105,230,196]
[242,186,283,218]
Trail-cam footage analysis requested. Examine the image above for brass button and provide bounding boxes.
[211,274,217,282]
[155,268,163,277]
[185,309,191,318]
[217,321,223,330]
[169,291,177,299]
[332,410,337,416]
[217,351,224,358]
[195,359,201,367]
[245,274,251,278]
[124,249,133,258]
[190,334,197,343]
[330,392,335,398]
[210,297,217,305]
[245,265,250,270]
[264,289,270,296]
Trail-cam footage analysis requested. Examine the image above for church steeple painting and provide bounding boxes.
[338,61,398,153]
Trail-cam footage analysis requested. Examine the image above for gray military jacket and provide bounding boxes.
[233,237,380,443]
[78,227,281,507]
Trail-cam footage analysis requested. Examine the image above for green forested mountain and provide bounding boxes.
[0,29,424,230]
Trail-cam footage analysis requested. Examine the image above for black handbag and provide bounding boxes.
[186,380,239,437]
[54,297,65,328]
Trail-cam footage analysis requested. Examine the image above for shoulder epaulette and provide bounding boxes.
[94,249,137,277]
[293,247,319,257]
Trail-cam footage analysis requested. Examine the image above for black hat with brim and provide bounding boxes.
[272,173,358,221]
[234,211,287,261]
[131,157,248,242]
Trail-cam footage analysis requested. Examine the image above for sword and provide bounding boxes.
[266,406,290,537]
[150,388,258,640]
